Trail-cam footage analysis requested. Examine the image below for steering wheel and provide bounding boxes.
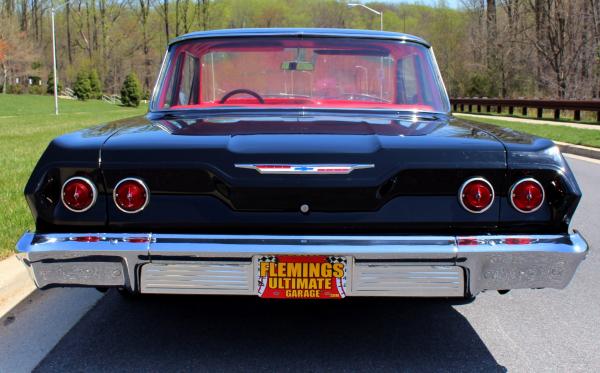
[220,89,265,104]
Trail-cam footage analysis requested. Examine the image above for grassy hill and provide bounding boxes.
[0,94,147,259]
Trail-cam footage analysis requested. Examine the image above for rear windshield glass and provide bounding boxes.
[153,37,449,112]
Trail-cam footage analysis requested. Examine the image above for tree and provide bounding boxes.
[154,0,170,44]
[465,72,493,97]
[527,0,589,98]
[1,0,598,100]
[89,69,102,99]
[485,0,499,95]
[73,70,92,100]
[46,72,62,95]
[0,38,7,93]
[0,17,38,94]
[120,72,141,107]
[66,2,73,64]
[195,0,210,30]
[138,0,152,92]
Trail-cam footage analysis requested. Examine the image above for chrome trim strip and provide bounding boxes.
[458,177,495,214]
[149,234,457,260]
[149,50,170,112]
[61,176,98,213]
[234,164,375,175]
[16,232,588,296]
[429,48,451,113]
[509,178,545,214]
[113,178,150,214]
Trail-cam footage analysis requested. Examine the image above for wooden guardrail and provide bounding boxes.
[450,98,600,123]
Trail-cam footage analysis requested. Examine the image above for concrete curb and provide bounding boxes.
[0,255,36,318]
[556,142,600,160]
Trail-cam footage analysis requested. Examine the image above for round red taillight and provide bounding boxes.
[459,177,495,213]
[113,178,149,213]
[61,177,97,212]
[510,178,544,213]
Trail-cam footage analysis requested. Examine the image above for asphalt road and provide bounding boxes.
[1,154,598,372]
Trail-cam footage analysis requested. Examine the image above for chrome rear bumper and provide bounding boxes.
[16,232,588,297]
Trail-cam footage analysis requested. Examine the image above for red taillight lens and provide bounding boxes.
[510,178,544,213]
[504,237,533,245]
[114,178,149,213]
[71,235,101,242]
[126,237,150,243]
[459,178,494,213]
[61,177,97,212]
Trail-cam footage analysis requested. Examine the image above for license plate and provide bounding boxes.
[256,255,348,299]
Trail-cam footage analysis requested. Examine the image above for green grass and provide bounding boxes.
[0,94,147,259]
[455,108,600,125]
[455,114,600,148]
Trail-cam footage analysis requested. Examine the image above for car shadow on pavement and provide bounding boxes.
[35,291,506,372]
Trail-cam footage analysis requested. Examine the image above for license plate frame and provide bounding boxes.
[256,255,348,299]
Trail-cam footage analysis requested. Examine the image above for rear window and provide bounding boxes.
[153,37,449,113]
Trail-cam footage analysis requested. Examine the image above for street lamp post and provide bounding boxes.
[50,0,75,115]
[348,3,383,31]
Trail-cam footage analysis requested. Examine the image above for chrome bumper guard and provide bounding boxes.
[16,232,588,297]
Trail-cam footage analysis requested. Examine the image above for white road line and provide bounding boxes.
[564,153,600,165]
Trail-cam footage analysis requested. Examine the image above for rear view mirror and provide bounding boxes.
[281,61,314,71]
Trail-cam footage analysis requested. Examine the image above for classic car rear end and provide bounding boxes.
[17,29,588,300]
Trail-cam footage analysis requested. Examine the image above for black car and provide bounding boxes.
[17,28,587,300]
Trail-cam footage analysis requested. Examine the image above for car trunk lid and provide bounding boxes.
[99,113,506,231]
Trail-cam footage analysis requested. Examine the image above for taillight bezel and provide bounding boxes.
[458,177,495,214]
[113,177,150,214]
[509,178,545,213]
[61,176,98,213]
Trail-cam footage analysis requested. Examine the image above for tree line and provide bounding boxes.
[0,0,599,100]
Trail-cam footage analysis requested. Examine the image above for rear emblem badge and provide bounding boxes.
[234,164,374,175]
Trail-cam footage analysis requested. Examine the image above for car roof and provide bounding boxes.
[169,28,431,47]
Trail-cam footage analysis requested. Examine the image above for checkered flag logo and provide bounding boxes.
[327,256,347,264]
[327,256,348,298]
[256,256,277,296]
